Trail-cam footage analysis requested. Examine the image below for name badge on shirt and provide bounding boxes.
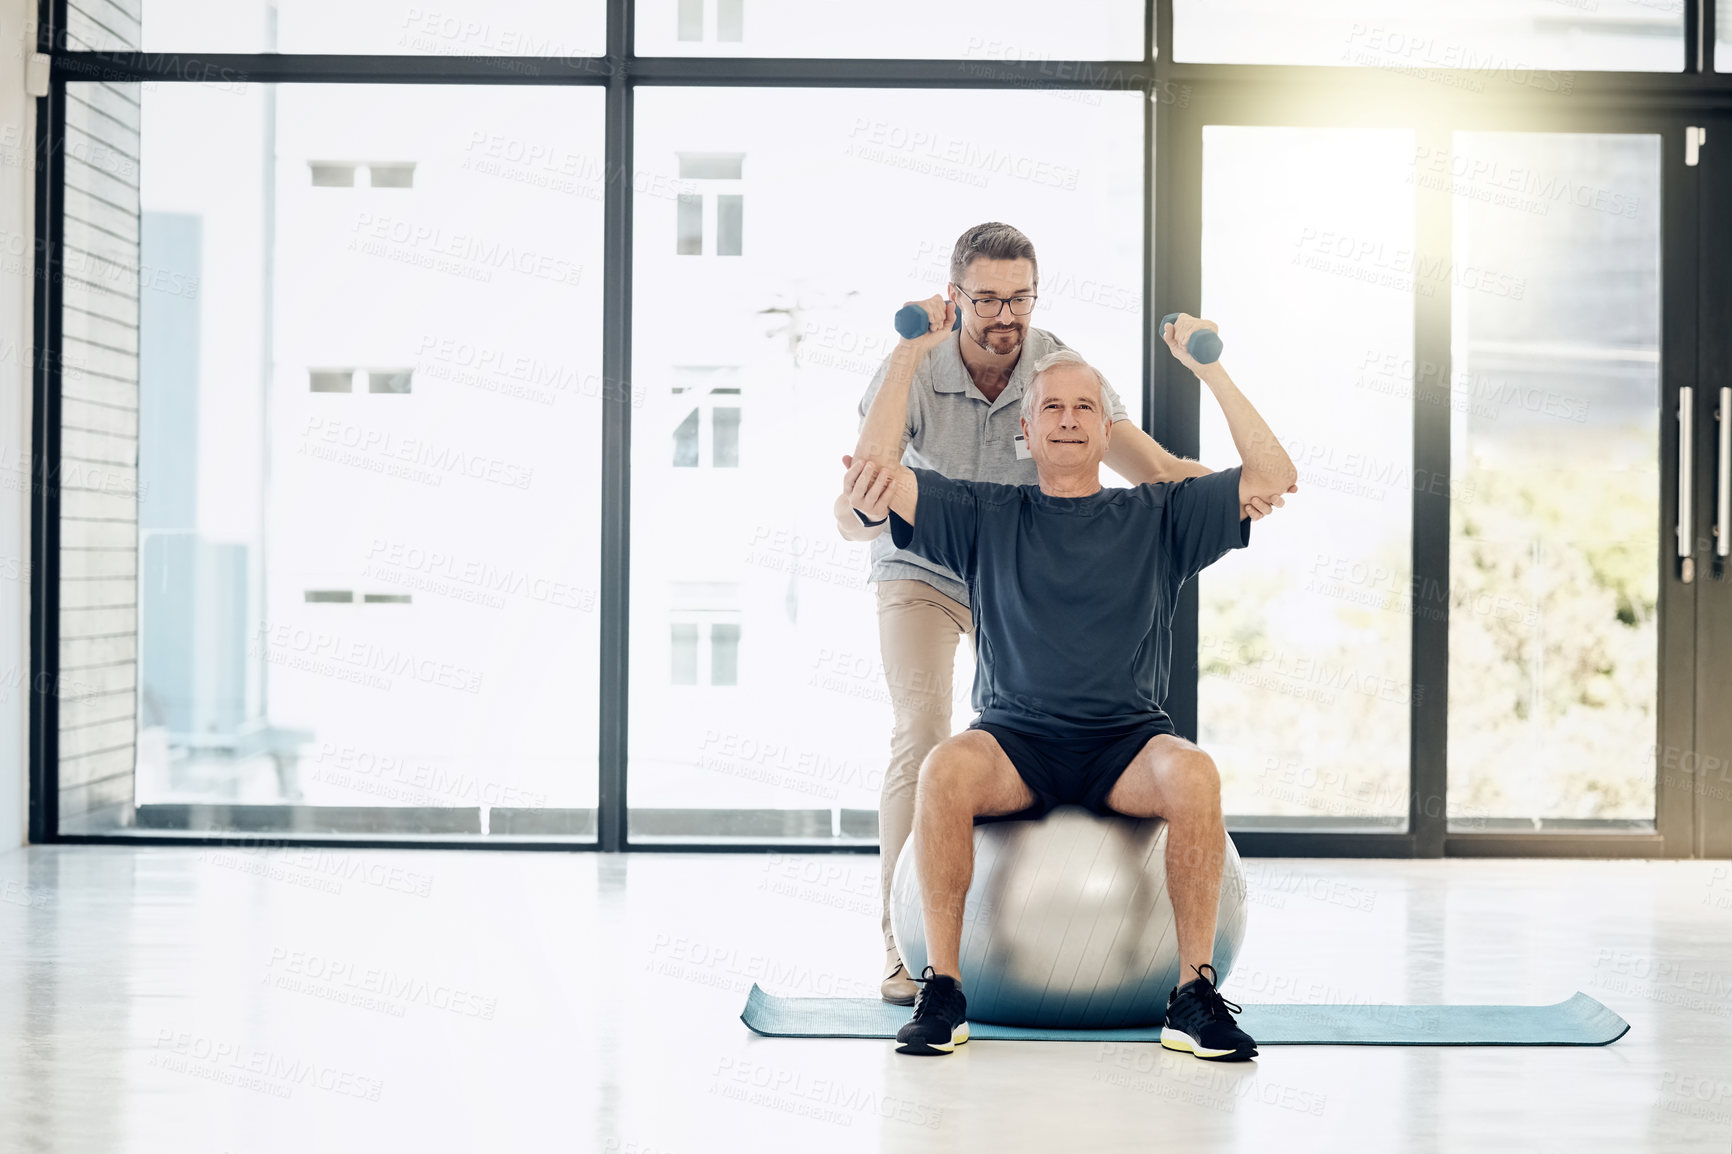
[1013,432,1032,460]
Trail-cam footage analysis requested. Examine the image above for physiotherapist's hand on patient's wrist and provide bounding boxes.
[842,454,895,524]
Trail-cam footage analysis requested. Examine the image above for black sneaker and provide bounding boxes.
[1161,963,1258,1061]
[894,967,970,1056]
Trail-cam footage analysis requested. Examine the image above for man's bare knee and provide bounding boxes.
[916,731,1028,819]
[1166,749,1221,807]
[1139,737,1221,818]
[918,735,988,806]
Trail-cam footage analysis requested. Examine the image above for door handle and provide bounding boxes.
[1718,387,1730,560]
[1679,386,1694,583]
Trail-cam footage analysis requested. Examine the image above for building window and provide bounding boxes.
[711,401,740,467]
[674,152,745,256]
[670,583,742,687]
[677,0,703,40]
[309,368,413,393]
[676,194,703,255]
[716,194,743,257]
[677,0,743,42]
[309,161,415,188]
[710,622,741,685]
[306,590,413,604]
[669,623,699,684]
[672,407,701,466]
[671,368,742,468]
[717,0,744,41]
[367,163,415,188]
[668,622,742,686]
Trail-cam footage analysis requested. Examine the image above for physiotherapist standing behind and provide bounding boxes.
[833,222,1292,1003]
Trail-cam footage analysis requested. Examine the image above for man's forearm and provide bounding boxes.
[853,345,922,469]
[1162,455,1212,481]
[1198,363,1297,492]
[1103,422,1211,485]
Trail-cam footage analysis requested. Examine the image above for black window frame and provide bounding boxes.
[28,0,1732,856]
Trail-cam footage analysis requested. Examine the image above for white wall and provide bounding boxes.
[0,0,35,850]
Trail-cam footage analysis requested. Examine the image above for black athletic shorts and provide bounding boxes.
[971,716,1178,821]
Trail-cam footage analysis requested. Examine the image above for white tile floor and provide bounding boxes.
[1,845,1729,1153]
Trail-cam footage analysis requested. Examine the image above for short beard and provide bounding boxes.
[976,324,1022,355]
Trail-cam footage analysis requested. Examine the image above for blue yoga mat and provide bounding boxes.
[741,985,1629,1046]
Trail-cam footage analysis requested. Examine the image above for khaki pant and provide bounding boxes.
[876,579,974,953]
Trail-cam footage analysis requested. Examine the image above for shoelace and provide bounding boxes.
[1184,963,1243,1021]
[909,965,965,1021]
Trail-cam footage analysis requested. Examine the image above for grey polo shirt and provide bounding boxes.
[856,326,1130,607]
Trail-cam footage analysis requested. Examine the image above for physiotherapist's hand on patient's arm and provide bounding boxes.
[841,454,919,526]
[1160,314,1299,510]
[1242,492,1289,521]
[1237,475,1297,521]
[833,490,886,541]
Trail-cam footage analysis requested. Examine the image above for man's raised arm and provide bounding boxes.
[1160,315,1297,508]
[1103,422,1290,520]
[844,295,956,526]
[1103,425,1212,484]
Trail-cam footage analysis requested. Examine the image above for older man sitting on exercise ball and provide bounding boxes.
[840,298,1297,1061]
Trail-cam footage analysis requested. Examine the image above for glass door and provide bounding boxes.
[1686,111,1732,861]
[1181,108,1705,854]
[1443,130,1663,835]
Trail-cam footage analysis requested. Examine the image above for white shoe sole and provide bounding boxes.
[1160,1025,1254,1060]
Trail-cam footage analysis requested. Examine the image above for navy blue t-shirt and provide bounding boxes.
[889,466,1251,738]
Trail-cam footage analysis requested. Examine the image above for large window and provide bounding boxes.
[62,81,606,837]
[638,0,1144,58]
[33,1,1731,856]
[103,0,607,55]
[1175,0,1685,70]
[625,86,1141,842]
[1198,126,1415,828]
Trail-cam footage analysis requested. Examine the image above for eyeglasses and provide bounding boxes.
[954,287,1038,319]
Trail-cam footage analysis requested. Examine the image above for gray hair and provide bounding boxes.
[1021,349,1107,423]
[950,222,1038,290]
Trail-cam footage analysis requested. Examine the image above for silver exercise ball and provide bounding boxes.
[890,806,1249,1029]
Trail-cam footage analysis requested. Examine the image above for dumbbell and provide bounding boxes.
[1161,312,1223,365]
[893,303,961,340]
